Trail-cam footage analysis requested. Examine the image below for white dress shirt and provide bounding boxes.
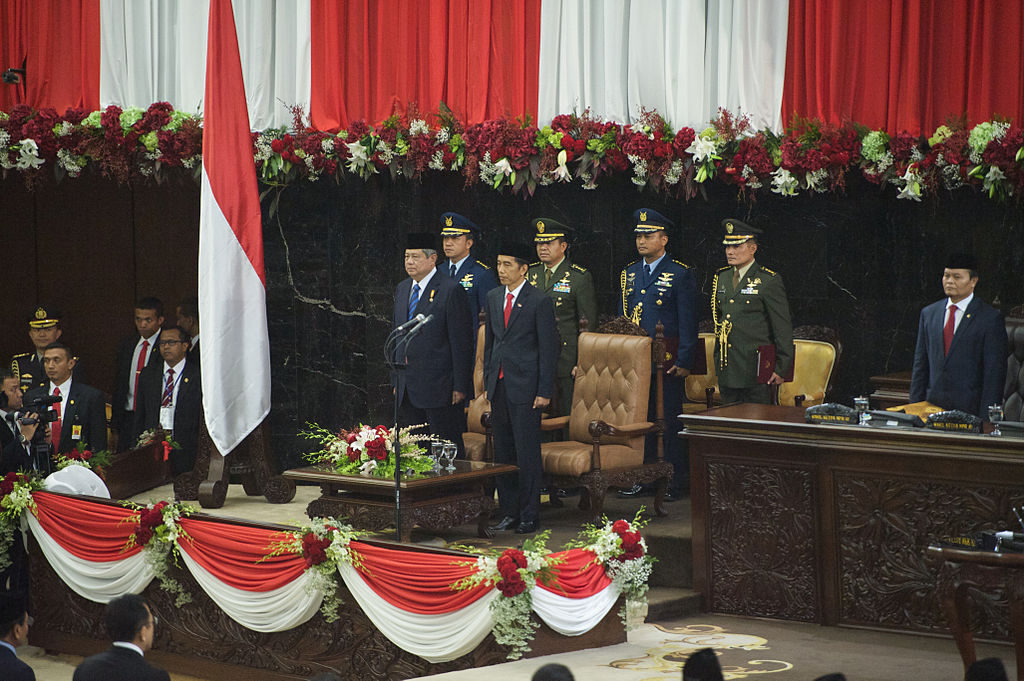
[945,292,974,334]
[126,330,161,410]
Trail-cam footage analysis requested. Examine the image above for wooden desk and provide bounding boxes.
[682,404,1024,640]
[927,545,1024,680]
[284,460,517,542]
[868,370,912,410]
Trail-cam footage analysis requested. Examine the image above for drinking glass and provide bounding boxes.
[430,440,444,467]
[854,396,870,425]
[989,404,1004,436]
[443,443,458,471]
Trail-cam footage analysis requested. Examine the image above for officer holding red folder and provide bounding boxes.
[712,219,794,405]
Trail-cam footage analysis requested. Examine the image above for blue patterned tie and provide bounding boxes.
[408,283,420,321]
[450,263,456,278]
[643,263,652,287]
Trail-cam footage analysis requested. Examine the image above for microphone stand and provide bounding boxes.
[383,326,408,541]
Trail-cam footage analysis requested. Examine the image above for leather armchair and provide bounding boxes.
[683,332,719,412]
[463,324,492,462]
[1004,312,1024,422]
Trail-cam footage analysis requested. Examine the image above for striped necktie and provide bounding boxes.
[408,283,420,321]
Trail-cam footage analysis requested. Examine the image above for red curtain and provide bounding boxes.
[33,492,142,562]
[310,0,541,130]
[0,0,100,112]
[783,0,1024,135]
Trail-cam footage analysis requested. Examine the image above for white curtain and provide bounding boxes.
[538,0,789,130]
[99,0,310,129]
[531,583,620,637]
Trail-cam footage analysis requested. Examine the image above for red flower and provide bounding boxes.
[366,437,388,461]
[497,548,528,575]
[136,527,154,546]
[673,127,696,157]
[612,519,630,534]
[270,138,285,154]
[497,576,526,597]
[346,445,360,462]
[301,532,331,568]
[348,120,370,139]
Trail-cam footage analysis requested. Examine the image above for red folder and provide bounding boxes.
[756,344,794,383]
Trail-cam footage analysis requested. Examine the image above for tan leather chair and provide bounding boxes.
[540,330,673,519]
[777,326,841,407]
[463,324,492,462]
[683,332,718,413]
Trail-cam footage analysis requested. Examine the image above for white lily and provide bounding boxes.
[770,168,799,196]
[494,157,513,176]
[16,138,44,170]
[685,135,718,163]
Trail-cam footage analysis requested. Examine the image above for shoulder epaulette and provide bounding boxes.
[717,265,732,273]
[475,260,491,269]
[12,352,31,358]
[672,259,690,269]
[624,260,639,271]
[571,263,588,273]
[761,267,778,276]
[529,261,541,267]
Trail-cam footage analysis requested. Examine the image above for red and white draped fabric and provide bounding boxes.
[2,1,1022,135]
[25,492,622,662]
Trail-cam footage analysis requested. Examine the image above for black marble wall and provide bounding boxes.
[263,173,1024,470]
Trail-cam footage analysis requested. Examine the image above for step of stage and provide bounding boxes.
[646,586,703,621]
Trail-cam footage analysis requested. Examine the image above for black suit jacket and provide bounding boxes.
[0,411,33,474]
[910,296,1007,419]
[25,381,107,454]
[111,333,163,437]
[392,272,474,409]
[73,646,170,681]
[134,359,201,473]
[0,644,35,681]
[484,282,559,404]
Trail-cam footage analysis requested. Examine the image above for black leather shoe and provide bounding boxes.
[489,516,519,532]
[515,520,540,534]
[556,487,580,498]
[617,484,653,498]
[663,487,687,502]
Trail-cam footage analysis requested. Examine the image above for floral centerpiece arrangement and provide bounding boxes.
[54,443,112,474]
[0,472,42,572]
[136,428,180,462]
[452,531,562,660]
[121,499,195,606]
[301,422,436,478]
[262,517,367,622]
[565,510,656,629]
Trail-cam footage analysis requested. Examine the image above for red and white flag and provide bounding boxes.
[198,0,269,455]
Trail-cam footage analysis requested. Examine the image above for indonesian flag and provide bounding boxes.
[198,0,270,455]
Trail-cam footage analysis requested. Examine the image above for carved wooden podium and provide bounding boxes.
[174,410,295,508]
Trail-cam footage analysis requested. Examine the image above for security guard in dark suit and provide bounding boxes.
[438,211,499,315]
[10,305,83,392]
[619,208,697,498]
[712,219,794,405]
[526,218,597,418]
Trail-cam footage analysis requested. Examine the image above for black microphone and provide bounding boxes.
[395,313,427,333]
[404,314,434,342]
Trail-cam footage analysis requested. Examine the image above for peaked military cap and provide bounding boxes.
[633,208,674,233]
[406,232,438,251]
[440,212,478,237]
[497,242,534,264]
[28,305,62,329]
[532,217,571,243]
[721,218,762,245]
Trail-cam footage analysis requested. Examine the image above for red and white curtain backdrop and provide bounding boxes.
[25,492,621,663]
[2,1,1021,135]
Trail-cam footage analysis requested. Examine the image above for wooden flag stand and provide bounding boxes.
[174,409,295,508]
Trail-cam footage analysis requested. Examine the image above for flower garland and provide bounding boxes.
[452,532,562,660]
[565,510,656,629]
[136,428,180,462]
[3,101,1024,203]
[0,472,43,572]
[301,422,435,479]
[261,517,367,622]
[53,443,112,474]
[122,499,195,606]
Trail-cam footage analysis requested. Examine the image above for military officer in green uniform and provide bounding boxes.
[712,219,794,405]
[526,218,597,418]
[10,305,81,392]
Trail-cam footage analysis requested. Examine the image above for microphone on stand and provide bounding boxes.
[394,313,427,334]
[403,314,434,343]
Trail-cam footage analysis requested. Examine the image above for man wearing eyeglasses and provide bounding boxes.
[133,326,202,476]
[73,594,170,681]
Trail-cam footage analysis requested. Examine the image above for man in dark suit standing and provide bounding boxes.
[437,212,498,315]
[111,297,164,451]
[10,305,85,392]
[0,593,35,681]
[484,243,559,535]
[0,370,39,474]
[911,253,1007,419]
[73,594,170,681]
[24,343,106,463]
[134,326,202,476]
[393,233,474,457]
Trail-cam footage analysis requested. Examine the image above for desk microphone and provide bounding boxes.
[405,314,434,342]
[395,313,427,333]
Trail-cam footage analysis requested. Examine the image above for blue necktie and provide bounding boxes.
[450,263,456,278]
[408,283,420,321]
[643,264,652,287]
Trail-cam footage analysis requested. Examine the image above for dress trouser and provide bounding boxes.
[718,384,771,406]
[399,394,466,459]
[643,370,687,487]
[490,379,543,523]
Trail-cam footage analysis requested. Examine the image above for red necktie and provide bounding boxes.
[132,339,149,410]
[162,368,175,407]
[943,304,956,356]
[499,292,513,379]
[51,386,62,451]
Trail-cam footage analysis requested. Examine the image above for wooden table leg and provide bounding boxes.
[937,563,977,672]
[477,510,493,538]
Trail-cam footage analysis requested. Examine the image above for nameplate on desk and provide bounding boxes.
[865,410,924,428]
[926,410,982,433]
[804,403,857,425]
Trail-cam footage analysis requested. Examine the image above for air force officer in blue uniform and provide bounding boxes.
[910,253,1007,420]
[393,233,475,456]
[619,209,697,497]
[437,212,498,315]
